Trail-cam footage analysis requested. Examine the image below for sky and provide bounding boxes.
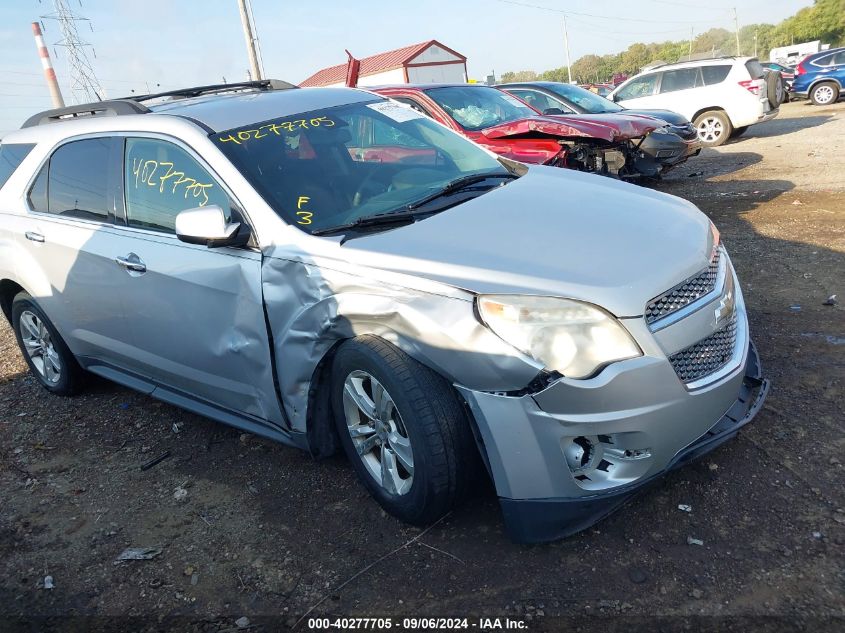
[0,0,812,135]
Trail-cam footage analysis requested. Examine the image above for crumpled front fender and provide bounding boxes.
[261,254,542,433]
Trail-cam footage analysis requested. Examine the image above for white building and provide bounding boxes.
[300,40,468,87]
[769,40,830,64]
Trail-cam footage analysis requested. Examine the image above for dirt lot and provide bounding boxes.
[1,101,843,632]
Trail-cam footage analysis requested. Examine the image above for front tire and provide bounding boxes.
[694,110,732,147]
[12,292,84,396]
[810,82,839,106]
[331,336,478,525]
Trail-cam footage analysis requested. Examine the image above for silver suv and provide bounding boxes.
[0,81,768,542]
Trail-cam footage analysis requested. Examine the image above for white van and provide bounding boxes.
[609,57,781,146]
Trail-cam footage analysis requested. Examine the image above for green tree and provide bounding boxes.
[499,70,538,83]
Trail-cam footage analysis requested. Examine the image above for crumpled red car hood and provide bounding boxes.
[481,113,662,143]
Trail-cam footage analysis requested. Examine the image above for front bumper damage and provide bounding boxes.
[458,342,769,544]
[637,130,701,175]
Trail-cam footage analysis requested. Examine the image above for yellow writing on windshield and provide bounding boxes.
[218,116,335,145]
[132,157,215,207]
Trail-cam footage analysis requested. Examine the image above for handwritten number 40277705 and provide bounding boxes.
[132,157,215,207]
[219,116,335,145]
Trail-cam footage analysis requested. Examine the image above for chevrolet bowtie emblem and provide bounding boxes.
[714,288,735,327]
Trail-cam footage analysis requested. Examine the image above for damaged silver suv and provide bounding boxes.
[0,81,768,542]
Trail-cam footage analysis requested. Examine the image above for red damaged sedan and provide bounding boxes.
[370,84,693,180]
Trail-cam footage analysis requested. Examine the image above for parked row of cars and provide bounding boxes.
[0,75,773,542]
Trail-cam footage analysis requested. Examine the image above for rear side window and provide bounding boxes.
[659,68,703,93]
[0,143,35,191]
[744,60,765,79]
[47,138,111,221]
[702,65,732,85]
[124,137,230,233]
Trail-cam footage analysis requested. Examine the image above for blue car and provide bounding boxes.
[791,47,845,106]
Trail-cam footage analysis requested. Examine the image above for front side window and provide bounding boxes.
[659,68,703,93]
[702,65,732,85]
[0,143,35,191]
[47,138,111,221]
[213,99,510,234]
[831,51,845,65]
[544,83,624,113]
[424,86,537,130]
[124,138,230,233]
[615,74,659,100]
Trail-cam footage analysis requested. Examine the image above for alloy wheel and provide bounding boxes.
[697,117,724,143]
[19,310,62,384]
[814,85,835,105]
[341,370,414,495]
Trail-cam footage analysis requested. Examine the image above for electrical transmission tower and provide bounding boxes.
[40,0,104,104]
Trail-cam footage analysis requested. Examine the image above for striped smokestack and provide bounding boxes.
[32,21,65,108]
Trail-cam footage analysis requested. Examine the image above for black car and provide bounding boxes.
[499,81,701,173]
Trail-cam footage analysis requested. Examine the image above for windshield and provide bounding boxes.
[425,86,538,131]
[213,99,509,235]
[543,83,623,114]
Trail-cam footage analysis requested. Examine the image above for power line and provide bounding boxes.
[495,0,729,24]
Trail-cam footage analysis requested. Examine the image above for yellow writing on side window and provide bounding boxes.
[132,157,215,207]
[218,116,335,145]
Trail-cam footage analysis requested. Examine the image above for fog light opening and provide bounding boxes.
[565,436,594,473]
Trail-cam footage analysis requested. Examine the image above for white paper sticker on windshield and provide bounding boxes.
[367,101,425,122]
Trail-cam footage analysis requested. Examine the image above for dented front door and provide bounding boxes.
[111,230,282,425]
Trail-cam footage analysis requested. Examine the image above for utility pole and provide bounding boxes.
[754,29,758,58]
[41,0,104,104]
[732,7,741,56]
[689,26,694,59]
[563,15,572,84]
[237,0,262,81]
[31,21,64,108]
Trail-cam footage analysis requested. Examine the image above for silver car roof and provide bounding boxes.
[4,87,382,143]
[148,87,380,132]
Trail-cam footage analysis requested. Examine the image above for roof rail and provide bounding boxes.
[22,100,150,128]
[124,79,298,103]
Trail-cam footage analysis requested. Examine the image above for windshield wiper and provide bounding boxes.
[311,172,518,240]
[311,212,418,237]
[407,172,518,211]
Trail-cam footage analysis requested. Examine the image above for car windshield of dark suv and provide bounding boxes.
[544,83,624,114]
[213,99,515,236]
[425,86,538,131]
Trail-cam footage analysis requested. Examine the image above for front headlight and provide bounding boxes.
[477,295,642,379]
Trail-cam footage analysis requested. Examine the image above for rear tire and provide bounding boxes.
[694,110,732,147]
[731,126,749,138]
[11,292,84,396]
[809,82,839,106]
[331,335,479,525]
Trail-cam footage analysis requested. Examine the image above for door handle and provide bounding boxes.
[115,254,147,274]
[25,231,45,243]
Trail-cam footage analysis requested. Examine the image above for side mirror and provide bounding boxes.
[175,205,250,248]
[543,107,565,115]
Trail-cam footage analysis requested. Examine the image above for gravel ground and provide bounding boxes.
[1,100,843,632]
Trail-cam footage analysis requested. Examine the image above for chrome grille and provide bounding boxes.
[669,312,738,383]
[646,249,721,325]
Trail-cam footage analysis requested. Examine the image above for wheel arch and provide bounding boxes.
[808,77,842,92]
[0,279,26,325]
[691,106,730,126]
